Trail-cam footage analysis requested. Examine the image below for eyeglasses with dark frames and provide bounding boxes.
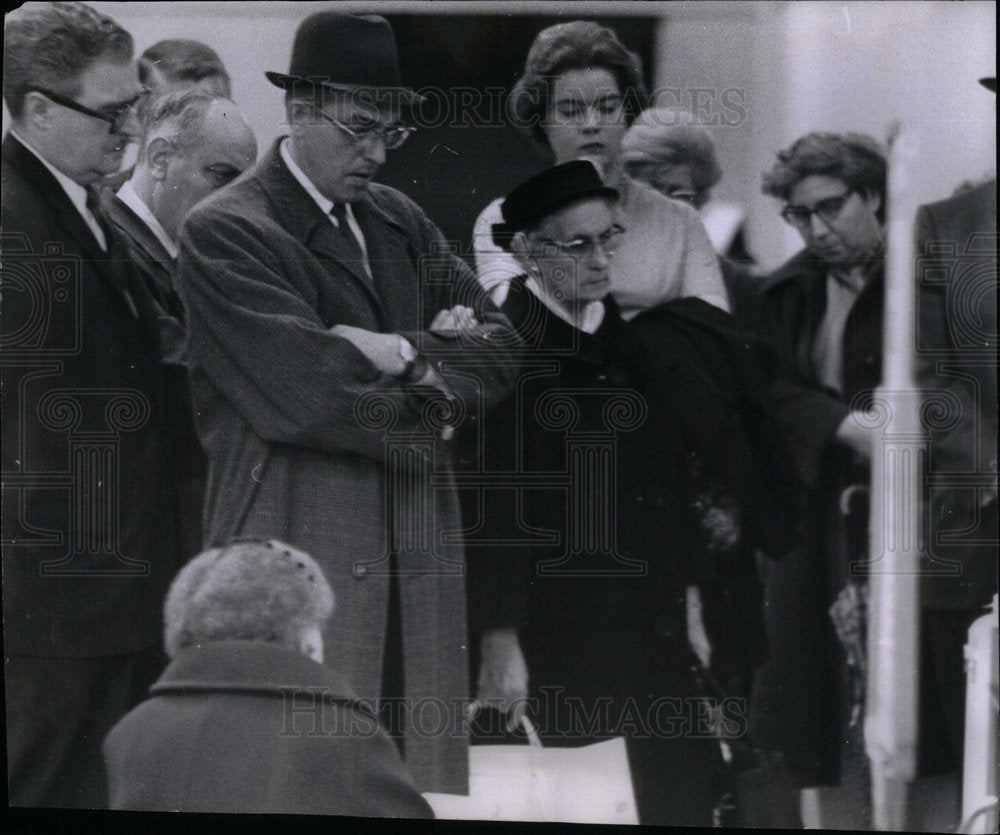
[533,223,626,260]
[30,87,146,136]
[781,190,855,229]
[309,104,415,151]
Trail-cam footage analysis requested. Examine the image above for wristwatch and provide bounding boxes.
[397,336,428,383]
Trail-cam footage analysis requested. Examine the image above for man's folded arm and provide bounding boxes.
[177,211,434,460]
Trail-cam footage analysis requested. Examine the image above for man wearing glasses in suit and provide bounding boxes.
[2,2,182,808]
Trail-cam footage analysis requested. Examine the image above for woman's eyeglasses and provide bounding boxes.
[781,191,854,229]
[534,223,626,260]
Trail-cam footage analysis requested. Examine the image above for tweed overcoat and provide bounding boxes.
[175,140,520,793]
[103,640,434,816]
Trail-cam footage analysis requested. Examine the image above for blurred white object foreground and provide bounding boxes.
[960,594,999,834]
[424,716,638,824]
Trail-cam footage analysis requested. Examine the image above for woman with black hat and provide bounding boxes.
[466,160,792,827]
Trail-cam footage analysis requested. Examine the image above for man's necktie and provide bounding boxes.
[86,184,145,319]
[330,203,368,272]
[84,185,110,252]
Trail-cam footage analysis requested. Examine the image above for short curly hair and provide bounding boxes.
[762,132,887,222]
[3,2,133,120]
[164,539,335,658]
[508,20,647,154]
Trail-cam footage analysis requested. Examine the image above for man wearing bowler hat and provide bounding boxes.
[175,12,519,796]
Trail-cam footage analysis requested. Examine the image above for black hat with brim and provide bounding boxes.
[265,12,424,105]
[497,161,619,249]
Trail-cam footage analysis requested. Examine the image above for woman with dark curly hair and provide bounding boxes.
[748,131,889,827]
[472,20,728,320]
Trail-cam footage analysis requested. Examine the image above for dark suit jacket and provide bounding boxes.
[1,133,180,656]
[175,138,520,794]
[915,179,998,609]
[748,251,884,785]
[103,640,434,816]
[105,192,207,561]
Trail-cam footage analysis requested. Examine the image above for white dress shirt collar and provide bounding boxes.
[11,128,107,250]
[116,180,178,259]
[525,275,606,335]
[279,138,370,275]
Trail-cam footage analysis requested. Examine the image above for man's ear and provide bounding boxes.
[287,97,312,128]
[21,91,54,132]
[146,137,174,181]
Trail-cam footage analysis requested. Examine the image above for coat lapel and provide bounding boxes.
[253,141,385,319]
[2,134,136,317]
[352,196,420,329]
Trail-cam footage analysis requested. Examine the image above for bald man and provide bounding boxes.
[107,90,257,559]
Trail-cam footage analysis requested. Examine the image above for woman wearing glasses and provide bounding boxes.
[467,161,787,826]
[471,21,729,320]
[748,132,887,826]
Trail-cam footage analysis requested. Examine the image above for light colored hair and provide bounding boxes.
[164,539,335,658]
[135,89,226,163]
[621,107,722,199]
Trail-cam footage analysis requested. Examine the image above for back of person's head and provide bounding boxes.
[164,539,335,659]
[762,131,887,222]
[509,20,647,151]
[139,39,231,98]
[622,107,722,204]
[3,1,133,120]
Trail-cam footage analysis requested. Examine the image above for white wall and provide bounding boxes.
[6,1,995,272]
[651,1,996,270]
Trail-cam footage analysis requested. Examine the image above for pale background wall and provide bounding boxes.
[5,0,995,272]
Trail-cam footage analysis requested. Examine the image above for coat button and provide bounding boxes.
[352,563,368,579]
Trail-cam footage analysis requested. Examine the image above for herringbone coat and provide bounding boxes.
[176,140,519,793]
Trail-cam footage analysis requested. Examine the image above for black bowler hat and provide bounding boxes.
[494,161,619,248]
[265,12,423,104]
[980,77,996,92]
